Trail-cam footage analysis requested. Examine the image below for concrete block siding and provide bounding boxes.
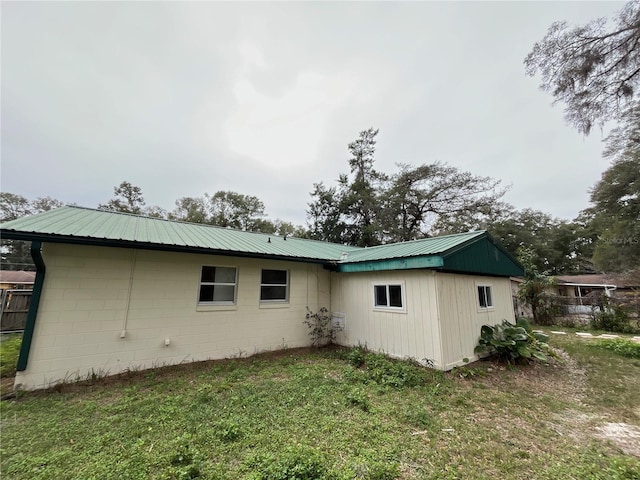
[15,244,330,390]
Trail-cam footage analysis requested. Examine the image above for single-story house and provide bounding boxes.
[1,206,524,390]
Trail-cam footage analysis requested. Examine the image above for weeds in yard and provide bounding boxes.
[1,344,638,479]
[588,338,640,359]
[0,334,22,377]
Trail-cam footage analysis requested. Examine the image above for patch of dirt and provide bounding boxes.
[595,423,640,457]
[0,376,15,399]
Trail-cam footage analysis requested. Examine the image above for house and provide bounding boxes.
[0,270,36,290]
[556,273,639,315]
[0,206,524,390]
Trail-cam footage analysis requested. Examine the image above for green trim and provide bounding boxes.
[17,241,45,372]
[336,256,444,273]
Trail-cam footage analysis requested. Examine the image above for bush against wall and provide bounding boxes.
[475,318,553,364]
[303,307,342,347]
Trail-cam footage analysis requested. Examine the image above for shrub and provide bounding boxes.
[591,301,637,334]
[475,318,552,364]
[346,346,366,368]
[304,307,342,347]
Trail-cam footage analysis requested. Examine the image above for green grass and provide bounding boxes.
[542,329,640,424]
[1,341,639,479]
[0,334,22,378]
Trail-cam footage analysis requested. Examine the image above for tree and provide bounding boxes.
[209,191,267,231]
[169,196,209,223]
[142,205,167,218]
[307,129,508,246]
[525,1,640,135]
[98,181,146,214]
[30,196,65,213]
[0,192,64,270]
[339,128,386,247]
[0,192,32,222]
[386,163,506,242]
[589,150,640,271]
[483,208,594,275]
[307,182,346,243]
[517,247,559,325]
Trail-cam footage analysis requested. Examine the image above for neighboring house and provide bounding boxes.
[556,274,617,301]
[556,273,639,315]
[0,270,35,290]
[0,206,523,390]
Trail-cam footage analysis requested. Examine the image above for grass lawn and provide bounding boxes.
[1,333,639,479]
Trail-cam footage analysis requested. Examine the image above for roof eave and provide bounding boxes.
[0,230,332,265]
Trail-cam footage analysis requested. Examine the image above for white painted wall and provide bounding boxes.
[15,244,330,390]
[330,270,444,368]
[435,273,515,369]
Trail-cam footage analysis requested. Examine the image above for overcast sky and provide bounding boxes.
[1,1,627,227]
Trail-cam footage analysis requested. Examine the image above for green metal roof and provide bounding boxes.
[340,231,485,263]
[0,206,523,276]
[0,206,360,263]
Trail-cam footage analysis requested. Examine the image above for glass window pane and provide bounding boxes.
[214,267,236,283]
[389,285,403,308]
[212,285,235,302]
[485,287,493,307]
[201,266,216,283]
[261,269,287,285]
[478,286,487,307]
[260,286,287,301]
[374,285,387,306]
[199,285,214,302]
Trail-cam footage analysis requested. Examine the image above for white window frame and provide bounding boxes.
[477,284,494,310]
[372,282,406,312]
[259,269,289,303]
[197,266,237,305]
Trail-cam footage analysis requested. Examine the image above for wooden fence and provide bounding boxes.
[0,289,32,333]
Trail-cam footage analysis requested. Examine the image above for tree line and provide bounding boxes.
[1,122,636,275]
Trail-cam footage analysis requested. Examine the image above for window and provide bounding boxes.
[477,285,493,308]
[198,266,237,304]
[260,269,288,302]
[374,284,403,309]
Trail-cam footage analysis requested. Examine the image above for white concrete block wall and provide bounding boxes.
[15,244,329,390]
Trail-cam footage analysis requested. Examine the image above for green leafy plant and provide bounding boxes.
[475,318,552,364]
[517,247,560,325]
[346,345,367,368]
[346,388,371,412]
[591,299,637,334]
[247,445,328,480]
[343,348,427,389]
[213,418,243,442]
[304,307,342,347]
[589,338,640,359]
[168,434,203,480]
